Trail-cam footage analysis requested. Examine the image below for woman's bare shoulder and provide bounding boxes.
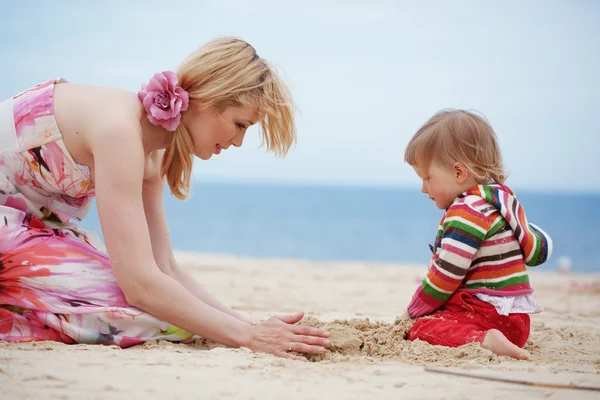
[54,82,145,175]
[56,83,142,134]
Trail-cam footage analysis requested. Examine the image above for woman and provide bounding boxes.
[0,36,329,361]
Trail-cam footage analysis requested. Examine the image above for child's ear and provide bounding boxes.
[453,162,469,184]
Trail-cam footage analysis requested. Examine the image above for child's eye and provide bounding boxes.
[236,123,246,130]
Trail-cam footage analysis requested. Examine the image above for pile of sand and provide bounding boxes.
[299,316,498,366]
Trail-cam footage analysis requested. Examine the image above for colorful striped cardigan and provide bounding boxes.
[407,183,553,318]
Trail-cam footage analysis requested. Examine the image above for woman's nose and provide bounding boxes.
[231,131,246,148]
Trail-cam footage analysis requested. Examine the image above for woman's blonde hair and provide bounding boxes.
[162,36,297,199]
[404,109,507,184]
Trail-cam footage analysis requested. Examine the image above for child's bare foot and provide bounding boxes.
[481,329,530,360]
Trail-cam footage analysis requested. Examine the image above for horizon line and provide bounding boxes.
[189,176,600,196]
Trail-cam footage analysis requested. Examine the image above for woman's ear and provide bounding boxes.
[453,162,470,184]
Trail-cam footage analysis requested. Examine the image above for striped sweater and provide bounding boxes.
[407,183,553,318]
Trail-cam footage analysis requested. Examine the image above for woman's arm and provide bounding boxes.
[89,118,327,359]
[141,169,254,324]
[93,124,251,347]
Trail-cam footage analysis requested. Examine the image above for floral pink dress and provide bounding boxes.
[0,79,193,347]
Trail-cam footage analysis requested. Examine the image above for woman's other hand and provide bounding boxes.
[246,312,329,361]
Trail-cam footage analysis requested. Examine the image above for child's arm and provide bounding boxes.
[524,222,553,267]
[407,200,491,318]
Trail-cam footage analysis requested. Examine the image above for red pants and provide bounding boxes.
[407,291,530,348]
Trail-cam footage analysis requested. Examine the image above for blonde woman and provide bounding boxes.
[0,37,329,360]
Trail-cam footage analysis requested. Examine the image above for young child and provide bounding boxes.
[403,109,553,360]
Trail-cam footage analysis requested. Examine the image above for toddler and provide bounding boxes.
[404,109,552,360]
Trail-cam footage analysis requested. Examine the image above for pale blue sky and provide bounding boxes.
[1,0,598,192]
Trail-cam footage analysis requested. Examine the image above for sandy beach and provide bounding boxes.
[2,251,600,399]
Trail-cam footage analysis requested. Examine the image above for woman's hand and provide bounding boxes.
[246,312,329,361]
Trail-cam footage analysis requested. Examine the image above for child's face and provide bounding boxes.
[413,162,474,210]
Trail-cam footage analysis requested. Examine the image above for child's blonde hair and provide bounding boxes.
[163,36,297,199]
[404,109,507,184]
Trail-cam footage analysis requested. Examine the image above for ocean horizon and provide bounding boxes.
[79,181,600,273]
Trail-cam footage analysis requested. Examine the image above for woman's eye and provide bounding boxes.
[236,123,246,130]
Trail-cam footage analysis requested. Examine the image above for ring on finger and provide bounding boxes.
[288,342,295,352]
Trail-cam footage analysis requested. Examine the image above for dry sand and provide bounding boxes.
[2,251,600,399]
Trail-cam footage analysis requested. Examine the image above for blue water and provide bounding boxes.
[79,182,600,273]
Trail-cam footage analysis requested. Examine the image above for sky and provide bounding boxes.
[1,0,598,193]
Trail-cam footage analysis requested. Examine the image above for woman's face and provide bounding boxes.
[183,104,260,160]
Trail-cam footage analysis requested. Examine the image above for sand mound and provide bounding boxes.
[298,316,499,366]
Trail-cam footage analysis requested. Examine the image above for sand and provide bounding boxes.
[2,251,600,399]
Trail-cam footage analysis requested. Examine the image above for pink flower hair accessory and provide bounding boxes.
[137,71,189,132]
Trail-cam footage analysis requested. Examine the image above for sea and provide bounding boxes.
[78,182,600,273]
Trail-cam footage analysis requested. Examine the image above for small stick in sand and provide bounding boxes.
[424,367,600,392]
